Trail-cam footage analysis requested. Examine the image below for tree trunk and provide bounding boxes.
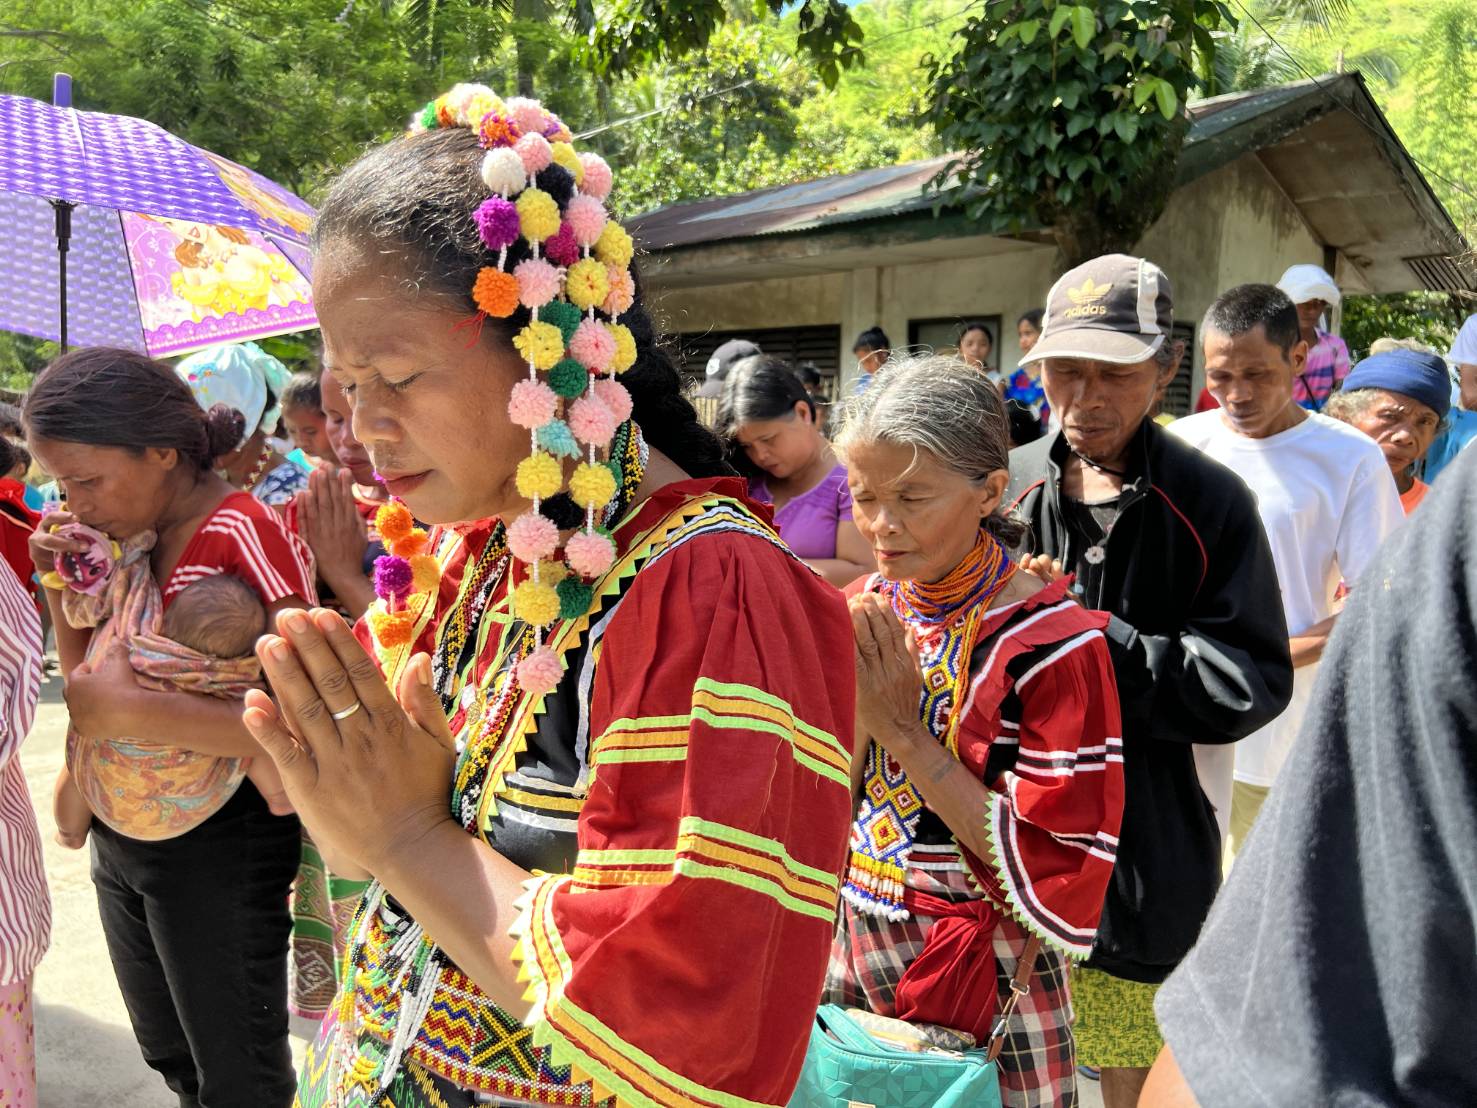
[514,0,543,97]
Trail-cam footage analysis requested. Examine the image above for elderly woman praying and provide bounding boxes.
[826,354,1124,1108]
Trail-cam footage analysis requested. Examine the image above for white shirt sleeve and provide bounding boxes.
[1335,450,1405,588]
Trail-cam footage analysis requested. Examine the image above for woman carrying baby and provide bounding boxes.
[24,347,313,1107]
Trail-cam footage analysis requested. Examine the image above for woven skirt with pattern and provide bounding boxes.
[290,830,373,1034]
[824,853,1076,1108]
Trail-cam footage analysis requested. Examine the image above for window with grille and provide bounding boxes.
[670,326,844,393]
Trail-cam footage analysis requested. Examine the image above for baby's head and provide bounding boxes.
[162,575,267,659]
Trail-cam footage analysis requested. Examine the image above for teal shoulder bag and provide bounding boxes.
[787,937,1041,1108]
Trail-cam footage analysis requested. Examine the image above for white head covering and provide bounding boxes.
[175,342,293,451]
[1276,264,1341,307]
[1449,313,1477,366]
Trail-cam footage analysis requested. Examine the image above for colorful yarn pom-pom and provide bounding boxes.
[375,502,415,543]
[564,530,616,578]
[369,609,416,649]
[517,646,563,696]
[507,512,559,563]
[508,379,557,430]
[373,555,414,601]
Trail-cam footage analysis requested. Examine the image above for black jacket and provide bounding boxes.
[1007,422,1293,982]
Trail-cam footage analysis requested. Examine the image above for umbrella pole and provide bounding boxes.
[51,199,75,352]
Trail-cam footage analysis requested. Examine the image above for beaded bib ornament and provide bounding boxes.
[363,84,640,698]
[843,531,1017,920]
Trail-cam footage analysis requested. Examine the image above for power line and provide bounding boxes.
[575,78,758,140]
[1228,0,1475,205]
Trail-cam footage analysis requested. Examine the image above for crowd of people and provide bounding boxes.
[0,81,1471,1108]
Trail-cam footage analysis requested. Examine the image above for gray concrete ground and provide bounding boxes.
[19,678,1104,1107]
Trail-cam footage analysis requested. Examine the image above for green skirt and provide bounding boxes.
[1069,965,1162,1068]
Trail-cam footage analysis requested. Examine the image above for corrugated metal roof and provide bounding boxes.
[627,76,1344,252]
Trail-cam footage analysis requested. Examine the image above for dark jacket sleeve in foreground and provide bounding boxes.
[1154,448,1477,1106]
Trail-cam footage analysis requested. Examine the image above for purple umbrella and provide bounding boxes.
[0,74,318,357]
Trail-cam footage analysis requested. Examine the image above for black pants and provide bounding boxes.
[91,783,301,1108]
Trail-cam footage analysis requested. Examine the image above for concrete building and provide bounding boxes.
[628,73,1469,411]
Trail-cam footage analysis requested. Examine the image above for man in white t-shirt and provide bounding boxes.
[1170,284,1403,857]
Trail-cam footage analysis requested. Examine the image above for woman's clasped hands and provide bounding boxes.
[243,608,456,877]
[849,592,927,748]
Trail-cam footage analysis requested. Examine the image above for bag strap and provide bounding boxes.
[985,935,1043,1063]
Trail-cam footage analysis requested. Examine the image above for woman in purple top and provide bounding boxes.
[718,356,874,587]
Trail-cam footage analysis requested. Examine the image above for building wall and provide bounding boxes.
[643,152,1330,397]
[649,272,844,337]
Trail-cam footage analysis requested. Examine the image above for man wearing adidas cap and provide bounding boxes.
[1005,255,1293,1108]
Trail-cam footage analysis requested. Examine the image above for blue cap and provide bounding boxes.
[1340,349,1451,421]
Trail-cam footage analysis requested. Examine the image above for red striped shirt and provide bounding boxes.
[162,492,316,609]
[0,558,48,984]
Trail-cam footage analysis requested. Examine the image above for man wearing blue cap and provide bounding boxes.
[1170,284,1403,860]
[1326,346,1452,514]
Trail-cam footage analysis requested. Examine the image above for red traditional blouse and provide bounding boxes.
[315,478,856,1108]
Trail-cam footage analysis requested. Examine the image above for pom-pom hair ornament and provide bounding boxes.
[477,112,522,149]
[515,189,560,242]
[410,554,441,593]
[593,378,633,423]
[603,267,635,316]
[594,221,634,268]
[517,646,563,696]
[472,268,519,317]
[564,530,616,578]
[390,529,429,558]
[473,197,521,251]
[507,512,559,563]
[569,394,618,445]
[514,258,562,309]
[408,86,647,681]
[513,579,561,626]
[568,462,617,510]
[373,556,415,601]
[482,148,526,196]
[544,223,579,268]
[565,258,610,312]
[516,452,563,500]
[609,323,638,374]
[565,194,608,248]
[548,359,588,398]
[577,153,613,201]
[515,132,553,174]
[568,318,615,373]
[508,379,557,429]
[375,502,415,543]
[513,321,565,370]
[369,609,417,649]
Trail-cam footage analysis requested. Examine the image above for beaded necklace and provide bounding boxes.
[218,442,272,492]
[879,527,1016,629]
[846,529,1018,919]
[432,525,510,713]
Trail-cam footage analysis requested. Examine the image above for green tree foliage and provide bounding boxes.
[1342,293,1468,360]
[572,1,864,90]
[1261,0,1477,238]
[924,0,1234,267]
[596,1,958,213]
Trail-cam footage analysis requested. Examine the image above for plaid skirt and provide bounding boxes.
[824,848,1076,1108]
